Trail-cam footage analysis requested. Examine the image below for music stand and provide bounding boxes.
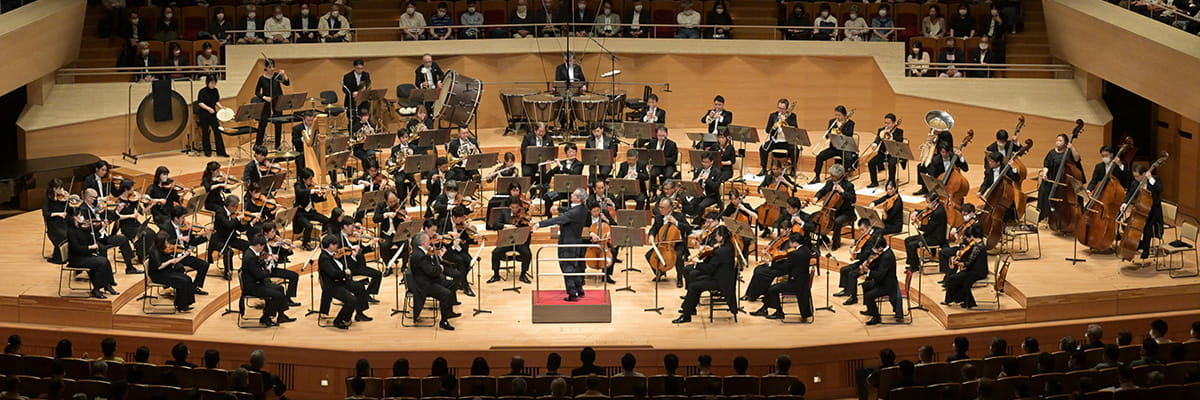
[360,88,387,104]
[523,146,558,166]
[686,149,707,170]
[919,173,950,201]
[416,129,452,149]
[726,125,759,143]
[551,81,586,97]
[551,175,588,196]
[495,226,532,293]
[404,154,435,173]
[580,149,613,170]
[723,217,755,240]
[273,207,298,231]
[364,133,396,152]
[235,102,266,122]
[781,127,812,147]
[258,174,288,196]
[389,218,424,315]
[635,149,666,167]
[464,153,499,171]
[495,176,532,194]
[610,226,645,293]
[677,181,702,199]
[831,134,859,153]
[274,92,310,114]
[622,122,656,141]
[324,151,352,174]
[883,140,915,161]
[326,135,350,154]
[686,132,717,147]
[359,190,386,219]
[761,187,792,209]
[854,205,884,229]
[615,209,652,228]
[608,179,640,205]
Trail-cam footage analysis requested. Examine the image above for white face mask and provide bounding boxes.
[716,8,724,14]
[165,13,173,19]
[131,17,139,24]
[468,7,476,12]
[331,11,339,17]
[820,11,829,17]
[142,49,150,56]
[438,10,446,16]
[634,5,642,11]
[216,13,223,20]
[205,50,212,56]
[959,9,968,16]
[849,13,857,19]
[407,7,415,14]
[992,9,1000,16]
[517,6,526,12]
[301,9,309,16]
[275,14,283,20]
[1102,156,1112,164]
[912,47,920,54]
[879,10,887,17]
[980,43,989,50]
[929,11,937,17]
[604,8,611,14]
[247,12,255,19]
[578,3,586,9]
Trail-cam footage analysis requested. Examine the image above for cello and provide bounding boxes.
[584,217,612,269]
[939,129,975,228]
[647,207,683,273]
[1077,137,1133,251]
[980,139,1033,249]
[1117,153,1168,262]
[1046,120,1086,234]
[755,163,793,231]
[811,181,846,236]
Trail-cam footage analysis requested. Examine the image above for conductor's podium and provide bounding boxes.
[531,289,612,324]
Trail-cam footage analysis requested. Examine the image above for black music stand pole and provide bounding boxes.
[1065,176,1087,264]
[390,219,420,316]
[813,245,837,314]
[610,226,644,293]
[496,227,531,294]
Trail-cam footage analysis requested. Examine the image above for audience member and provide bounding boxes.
[1116,329,1133,346]
[662,354,680,376]
[400,2,428,41]
[870,5,894,42]
[3,335,20,355]
[1067,350,1088,371]
[577,376,606,398]
[843,5,867,41]
[708,2,733,39]
[969,36,1002,77]
[510,0,536,38]
[355,359,371,377]
[572,347,605,376]
[696,355,714,375]
[54,339,72,358]
[948,4,977,39]
[732,356,748,375]
[90,360,109,381]
[856,348,895,400]
[1059,336,1077,353]
[0,376,25,400]
[1104,365,1137,391]
[461,1,484,39]
[431,357,450,378]
[888,360,918,392]
[154,7,180,42]
[430,2,454,40]
[987,337,1008,358]
[917,344,936,365]
[595,1,621,37]
[166,342,196,368]
[1021,337,1040,355]
[676,1,701,39]
[938,37,962,65]
[565,0,593,37]
[349,376,367,398]
[511,377,530,396]
[244,350,288,398]
[507,356,529,376]
[203,349,220,369]
[549,377,569,400]
[946,336,970,362]
[1187,321,1200,343]
[812,3,837,40]
[922,5,945,39]
[207,7,233,45]
[627,0,650,38]
[470,357,490,376]
[1150,319,1172,344]
[164,42,188,80]
[1096,344,1123,370]
[1130,339,1161,367]
[393,358,410,377]
[540,353,563,377]
[907,41,930,77]
[619,353,643,377]
[293,3,320,43]
[264,6,292,44]
[99,337,123,362]
[320,4,352,42]
[196,42,219,75]
[769,354,791,376]
[783,4,810,41]
[977,377,995,400]
[238,6,265,44]
[1081,324,1105,351]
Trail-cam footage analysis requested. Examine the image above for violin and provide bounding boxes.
[258,162,283,175]
[178,221,207,235]
[239,211,261,223]
[250,193,279,210]
[214,173,242,186]
[165,242,195,256]
[53,187,70,202]
[269,238,295,250]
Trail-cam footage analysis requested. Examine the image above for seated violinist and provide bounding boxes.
[336,216,383,304]
[614,149,650,210]
[872,180,905,236]
[243,182,278,226]
[437,206,478,297]
[938,204,980,275]
[293,168,330,250]
[146,230,200,312]
[80,188,141,275]
[202,161,237,214]
[941,227,987,309]
[750,232,813,321]
[356,159,392,193]
[157,206,212,294]
[835,218,883,306]
[242,146,284,186]
[261,222,300,306]
[373,189,409,275]
[904,192,948,272]
[488,182,526,229]
[812,164,857,250]
[487,197,532,284]
[147,166,184,224]
[431,179,473,223]
[68,214,120,299]
[211,195,256,280]
[773,197,812,239]
[672,225,737,324]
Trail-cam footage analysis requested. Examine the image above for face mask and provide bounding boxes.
[247,12,255,19]
[879,10,887,17]
[634,5,642,11]
[716,8,724,14]
[438,10,446,16]
[912,47,920,54]
[275,14,283,20]
[604,8,611,14]
[820,11,829,17]
[992,9,1000,16]
[165,13,173,19]
[980,43,989,50]
[407,8,415,14]
[517,6,526,12]
[216,13,223,20]
[173,50,181,56]
[301,9,309,16]
[468,7,476,12]
[142,49,150,56]
[849,13,857,19]
[1102,156,1112,164]
[959,9,968,16]
[131,18,139,24]
[205,50,212,56]
[929,11,937,17]
[331,11,339,17]
[578,3,586,9]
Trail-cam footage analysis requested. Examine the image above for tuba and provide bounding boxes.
[919,110,954,167]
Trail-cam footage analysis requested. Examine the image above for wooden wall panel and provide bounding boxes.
[0,1,85,97]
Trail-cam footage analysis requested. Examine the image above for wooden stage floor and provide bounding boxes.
[3,148,1198,354]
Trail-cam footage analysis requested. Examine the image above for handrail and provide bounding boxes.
[57,65,227,78]
[905,61,1073,73]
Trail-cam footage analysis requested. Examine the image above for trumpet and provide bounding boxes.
[704,109,721,124]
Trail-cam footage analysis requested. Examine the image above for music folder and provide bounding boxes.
[635,149,666,167]
[883,140,915,161]
[781,126,812,147]
[523,146,559,165]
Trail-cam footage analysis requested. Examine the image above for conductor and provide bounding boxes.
[532,188,590,301]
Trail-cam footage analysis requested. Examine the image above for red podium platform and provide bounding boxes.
[531,290,612,323]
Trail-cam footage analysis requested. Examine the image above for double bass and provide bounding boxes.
[1117,153,1168,262]
[1008,117,1031,213]
[939,129,974,228]
[647,208,683,273]
[980,139,1033,249]
[1046,120,1086,233]
[1077,137,1133,251]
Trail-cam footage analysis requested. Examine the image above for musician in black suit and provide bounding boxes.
[348,107,378,177]
[713,132,737,181]
[1087,146,1131,192]
[540,144,585,215]
[978,152,1021,224]
[289,112,317,175]
[532,188,590,301]
[986,129,1020,160]
[904,192,948,272]
[645,197,693,288]
[914,130,957,195]
[521,123,557,195]
[210,195,253,280]
[373,190,408,273]
[388,130,421,205]
[415,54,446,91]
[447,127,482,182]
[640,94,666,126]
[425,157,451,213]
[317,236,370,330]
[79,188,140,274]
[83,161,113,199]
[613,149,649,210]
[68,215,119,299]
[941,229,987,308]
[697,95,732,149]
[686,151,724,221]
[862,239,902,325]
[242,146,281,186]
[146,230,198,312]
[874,181,905,236]
[337,216,383,302]
[437,206,478,297]
[585,125,619,181]
[293,168,330,250]
[409,232,460,330]
[810,105,857,184]
[925,142,970,182]
[254,59,289,148]
[813,164,857,250]
[1123,164,1164,261]
[487,197,533,283]
[938,204,981,274]
[866,113,905,188]
[260,222,299,303]
[645,126,678,198]
[1036,134,1086,222]
[158,206,211,291]
[759,99,798,174]
[555,52,587,91]
[241,234,296,327]
[835,219,883,306]
[752,232,813,321]
[673,226,737,324]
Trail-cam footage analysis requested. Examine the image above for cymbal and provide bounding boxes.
[273,151,302,159]
[305,97,322,103]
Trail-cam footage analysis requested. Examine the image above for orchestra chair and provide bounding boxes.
[873,285,912,325]
[894,3,923,44]
[1165,361,1199,384]
[236,264,276,329]
[993,376,1029,400]
[400,268,438,328]
[20,377,59,398]
[1004,204,1041,260]
[461,376,499,397]
[608,376,646,397]
[925,382,960,399]
[314,266,348,328]
[137,225,178,314]
[59,357,91,380]
[886,386,929,400]
[682,375,720,396]
[194,368,230,391]
[646,375,684,396]
[58,242,93,298]
[912,362,950,386]
[1147,385,1183,399]
[0,353,18,376]
[41,228,53,260]
[71,379,113,399]
[1160,219,1198,278]
[319,90,346,121]
[968,254,1004,311]
[1030,373,1064,396]
[384,376,423,398]
[346,376,385,398]
[758,375,798,396]
[704,287,738,323]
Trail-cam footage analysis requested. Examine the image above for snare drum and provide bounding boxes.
[431,70,483,127]
[500,87,538,120]
[598,89,627,120]
[523,94,563,123]
[572,95,608,125]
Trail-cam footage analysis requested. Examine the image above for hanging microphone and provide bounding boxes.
[663,83,672,93]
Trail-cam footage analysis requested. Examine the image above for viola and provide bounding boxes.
[178,221,207,235]
[1046,120,1086,234]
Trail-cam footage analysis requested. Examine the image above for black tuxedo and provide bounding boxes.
[342,70,371,109]
[585,134,619,180]
[645,138,678,196]
[838,229,884,298]
[292,182,329,246]
[520,133,556,191]
[699,109,733,135]
[943,241,987,307]
[863,249,902,319]
[905,204,948,270]
[985,140,1021,159]
[614,161,650,209]
[155,221,210,288]
[680,242,737,315]
[210,207,250,275]
[814,118,858,175]
[926,153,970,178]
[868,127,907,186]
[415,63,446,89]
[1127,177,1165,258]
[813,178,857,239]
[241,248,288,320]
[873,195,905,235]
[979,167,1020,198]
[535,203,590,295]
[289,123,314,171]
[764,247,813,317]
[641,107,666,125]
[83,174,111,198]
[67,225,116,291]
[1088,162,1131,192]
[292,14,320,42]
[147,248,196,309]
[555,63,587,84]
[408,247,457,318]
[540,158,585,213]
[318,250,368,323]
[968,48,1003,77]
[488,208,532,276]
[645,211,693,282]
[687,166,724,217]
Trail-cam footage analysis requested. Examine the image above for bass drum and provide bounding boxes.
[431,70,482,127]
